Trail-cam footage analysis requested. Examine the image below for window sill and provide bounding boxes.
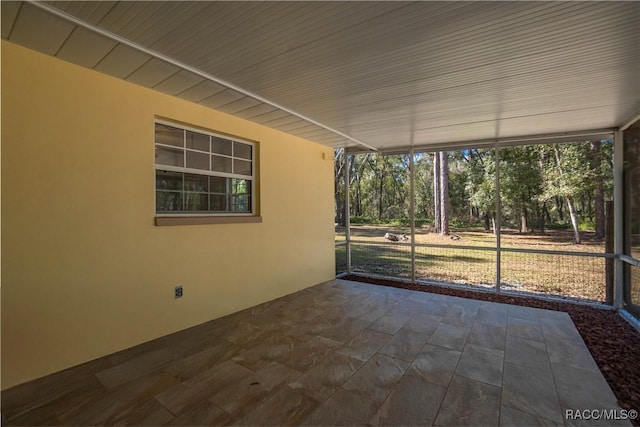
[155,215,262,226]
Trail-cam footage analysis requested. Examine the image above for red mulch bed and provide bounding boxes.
[344,274,640,416]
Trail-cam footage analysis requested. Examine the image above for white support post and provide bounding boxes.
[409,148,416,282]
[613,130,624,309]
[495,144,502,293]
[345,151,352,274]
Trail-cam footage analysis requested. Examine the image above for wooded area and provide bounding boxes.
[335,141,613,244]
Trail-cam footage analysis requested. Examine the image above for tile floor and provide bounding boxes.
[1,279,630,426]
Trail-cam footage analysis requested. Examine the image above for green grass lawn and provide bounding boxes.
[336,224,608,302]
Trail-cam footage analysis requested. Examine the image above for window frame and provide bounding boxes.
[154,119,259,223]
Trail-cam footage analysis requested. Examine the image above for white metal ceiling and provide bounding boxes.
[3,1,639,151]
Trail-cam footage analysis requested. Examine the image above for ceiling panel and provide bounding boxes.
[4,1,639,151]
[176,80,226,103]
[1,1,20,39]
[275,121,319,134]
[247,110,291,125]
[126,58,180,87]
[232,104,279,121]
[153,69,204,96]
[9,2,74,55]
[198,89,245,109]
[94,44,152,78]
[45,1,117,26]
[56,26,117,68]
[214,97,262,115]
[261,115,306,128]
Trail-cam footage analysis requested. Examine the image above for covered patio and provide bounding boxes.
[2,278,629,426]
[2,1,639,426]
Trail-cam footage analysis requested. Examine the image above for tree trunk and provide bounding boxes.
[544,203,552,223]
[566,196,581,244]
[590,140,605,240]
[439,151,450,235]
[520,207,528,233]
[354,176,362,217]
[555,196,564,221]
[519,193,529,233]
[491,212,497,235]
[483,212,491,232]
[377,158,386,221]
[433,153,441,233]
[552,145,580,244]
[336,193,346,227]
[539,202,546,234]
[378,175,384,221]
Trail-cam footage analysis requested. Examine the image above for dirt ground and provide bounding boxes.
[337,224,610,302]
[337,224,608,252]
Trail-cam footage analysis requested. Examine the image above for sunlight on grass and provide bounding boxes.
[337,224,608,302]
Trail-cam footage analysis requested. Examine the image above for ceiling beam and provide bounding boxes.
[347,128,616,154]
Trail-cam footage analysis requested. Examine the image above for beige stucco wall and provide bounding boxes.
[1,41,335,389]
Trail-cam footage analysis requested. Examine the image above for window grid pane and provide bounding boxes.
[156,146,184,167]
[155,124,184,147]
[155,122,255,215]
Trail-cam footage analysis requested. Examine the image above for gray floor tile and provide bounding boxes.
[423,299,453,317]
[433,375,501,426]
[301,389,378,426]
[456,343,504,387]
[397,299,432,315]
[551,363,622,413]
[61,372,178,425]
[336,329,392,362]
[475,305,508,326]
[165,340,243,380]
[113,398,175,426]
[378,328,431,362]
[155,360,252,415]
[428,322,471,350]
[508,305,540,321]
[369,374,446,426]
[507,316,545,341]
[368,311,414,335]
[231,334,303,370]
[318,317,373,343]
[342,354,409,404]
[403,312,442,335]
[545,337,600,373]
[354,305,389,323]
[233,385,319,426]
[407,344,461,387]
[502,362,564,423]
[468,321,506,351]
[164,400,230,426]
[536,308,570,320]
[210,361,301,417]
[95,349,176,389]
[500,405,562,426]
[504,335,551,372]
[443,303,480,326]
[276,335,342,372]
[2,372,106,424]
[407,290,434,304]
[540,316,584,343]
[214,321,269,347]
[288,353,363,401]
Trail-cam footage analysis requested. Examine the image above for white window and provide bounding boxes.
[155,121,255,216]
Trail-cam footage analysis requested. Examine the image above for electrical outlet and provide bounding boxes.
[174,286,183,298]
